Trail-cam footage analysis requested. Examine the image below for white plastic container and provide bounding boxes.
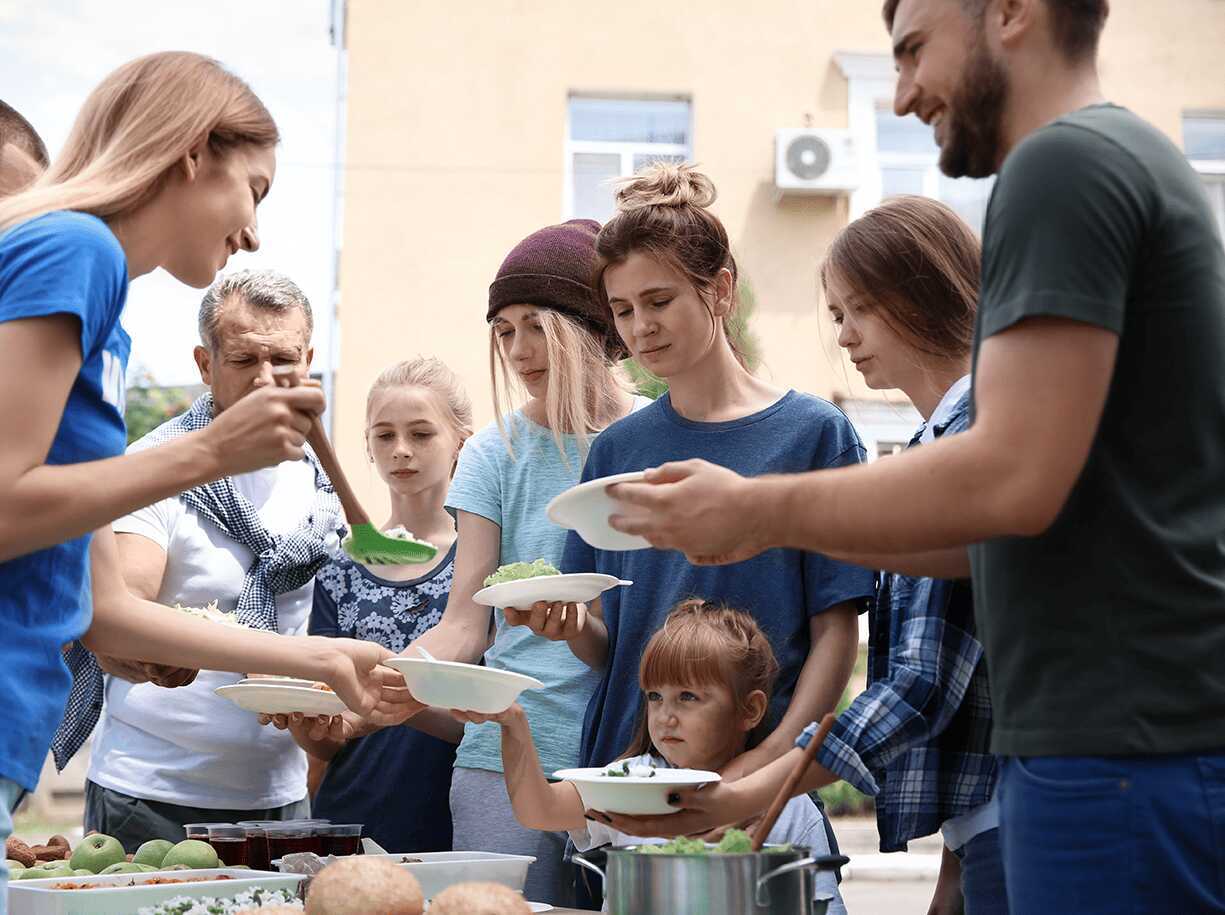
[7,868,304,915]
[289,852,534,899]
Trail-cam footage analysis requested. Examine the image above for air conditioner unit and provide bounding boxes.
[775,128,859,195]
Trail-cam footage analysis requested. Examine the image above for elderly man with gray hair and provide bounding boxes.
[80,269,343,848]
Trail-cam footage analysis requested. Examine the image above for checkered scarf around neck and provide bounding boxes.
[51,391,343,770]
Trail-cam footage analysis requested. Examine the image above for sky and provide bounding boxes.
[0,0,341,386]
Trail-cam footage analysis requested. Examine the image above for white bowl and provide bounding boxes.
[553,766,721,815]
[546,471,652,551]
[473,573,632,608]
[383,656,544,714]
[214,683,346,716]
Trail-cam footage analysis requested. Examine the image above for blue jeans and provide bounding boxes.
[998,753,1225,914]
[953,827,1009,915]
[1,777,27,915]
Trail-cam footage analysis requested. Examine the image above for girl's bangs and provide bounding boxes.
[639,619,734,691]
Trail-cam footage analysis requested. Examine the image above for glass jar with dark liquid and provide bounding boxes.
[206,825,249,867]
[323,824,363,857]
[235,822,274,871]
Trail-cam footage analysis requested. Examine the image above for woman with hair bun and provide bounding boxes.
[519,164,873,858]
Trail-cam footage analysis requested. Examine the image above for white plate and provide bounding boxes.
[214,683,346,716]
[546,471,652,551]
[7,868,303,915]
[553,766,721,815]
[383,657,543,714]
[473,573,632,608]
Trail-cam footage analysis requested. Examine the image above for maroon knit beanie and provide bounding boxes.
[487,219,625,359]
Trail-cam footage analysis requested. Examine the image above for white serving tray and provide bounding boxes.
[7,868,303,915]
[280,851,534,901]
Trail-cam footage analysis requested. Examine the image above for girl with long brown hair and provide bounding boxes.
[819,195,1003,915]
[0,54,396,897]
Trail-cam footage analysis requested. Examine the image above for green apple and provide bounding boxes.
[135,864,159,872]
[132,839,175,869]
[161,863,192,871]
[72,869,94,876]
[160,839,218,870]
[100,862,144,875]
[20,863,74,880]
[5,859,25,872]
[70,833,127,874]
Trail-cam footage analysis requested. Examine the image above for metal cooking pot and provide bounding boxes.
[574,845,848,915]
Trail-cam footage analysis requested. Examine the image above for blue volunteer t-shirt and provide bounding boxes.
[0,211,129,790]
[564,391,875,768]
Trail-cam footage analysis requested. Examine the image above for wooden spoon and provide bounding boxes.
[751,712,836,852]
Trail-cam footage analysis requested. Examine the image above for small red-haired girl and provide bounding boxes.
[454,599,846,913]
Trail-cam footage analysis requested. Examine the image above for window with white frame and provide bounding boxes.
[1184,113,1225,243]
[565,97,691,222]
[836,52,995,234]
[875,102,996,234]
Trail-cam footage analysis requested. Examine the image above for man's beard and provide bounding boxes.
[939,36,1009,179]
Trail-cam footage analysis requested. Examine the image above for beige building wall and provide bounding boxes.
[337,0,1225,515]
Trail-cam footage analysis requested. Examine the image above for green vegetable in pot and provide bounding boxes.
[713,829,753,854]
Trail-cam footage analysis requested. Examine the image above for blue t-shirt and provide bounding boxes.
[564,391,875,768]
[0,211,129,790]
[445,412,609,775]
[310,542,458,852]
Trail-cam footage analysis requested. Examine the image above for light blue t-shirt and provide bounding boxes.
[0,212,129,790]
[445,411,607,774]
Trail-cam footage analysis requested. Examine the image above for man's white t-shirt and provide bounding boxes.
[88,456,329,809]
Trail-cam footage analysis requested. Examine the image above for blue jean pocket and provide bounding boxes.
[1011,755,1131,796]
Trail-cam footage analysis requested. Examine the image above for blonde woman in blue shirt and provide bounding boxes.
[0,56,398,907]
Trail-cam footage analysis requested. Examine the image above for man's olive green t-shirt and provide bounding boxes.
[970,104,1225,757]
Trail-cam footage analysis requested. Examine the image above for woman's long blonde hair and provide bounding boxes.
[490,308,628,466]
[0,51,277,234]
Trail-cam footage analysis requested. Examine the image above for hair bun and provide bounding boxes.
[614,162,716,213]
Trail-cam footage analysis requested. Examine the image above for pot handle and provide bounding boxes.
[756,854,850,908]
[572,853,607,902]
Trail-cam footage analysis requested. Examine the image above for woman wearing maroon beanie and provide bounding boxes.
[394,219,644,906]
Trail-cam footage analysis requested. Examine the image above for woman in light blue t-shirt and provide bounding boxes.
[397,219,641,907]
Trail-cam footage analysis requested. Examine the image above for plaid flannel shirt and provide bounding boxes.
[796,392,997,852]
